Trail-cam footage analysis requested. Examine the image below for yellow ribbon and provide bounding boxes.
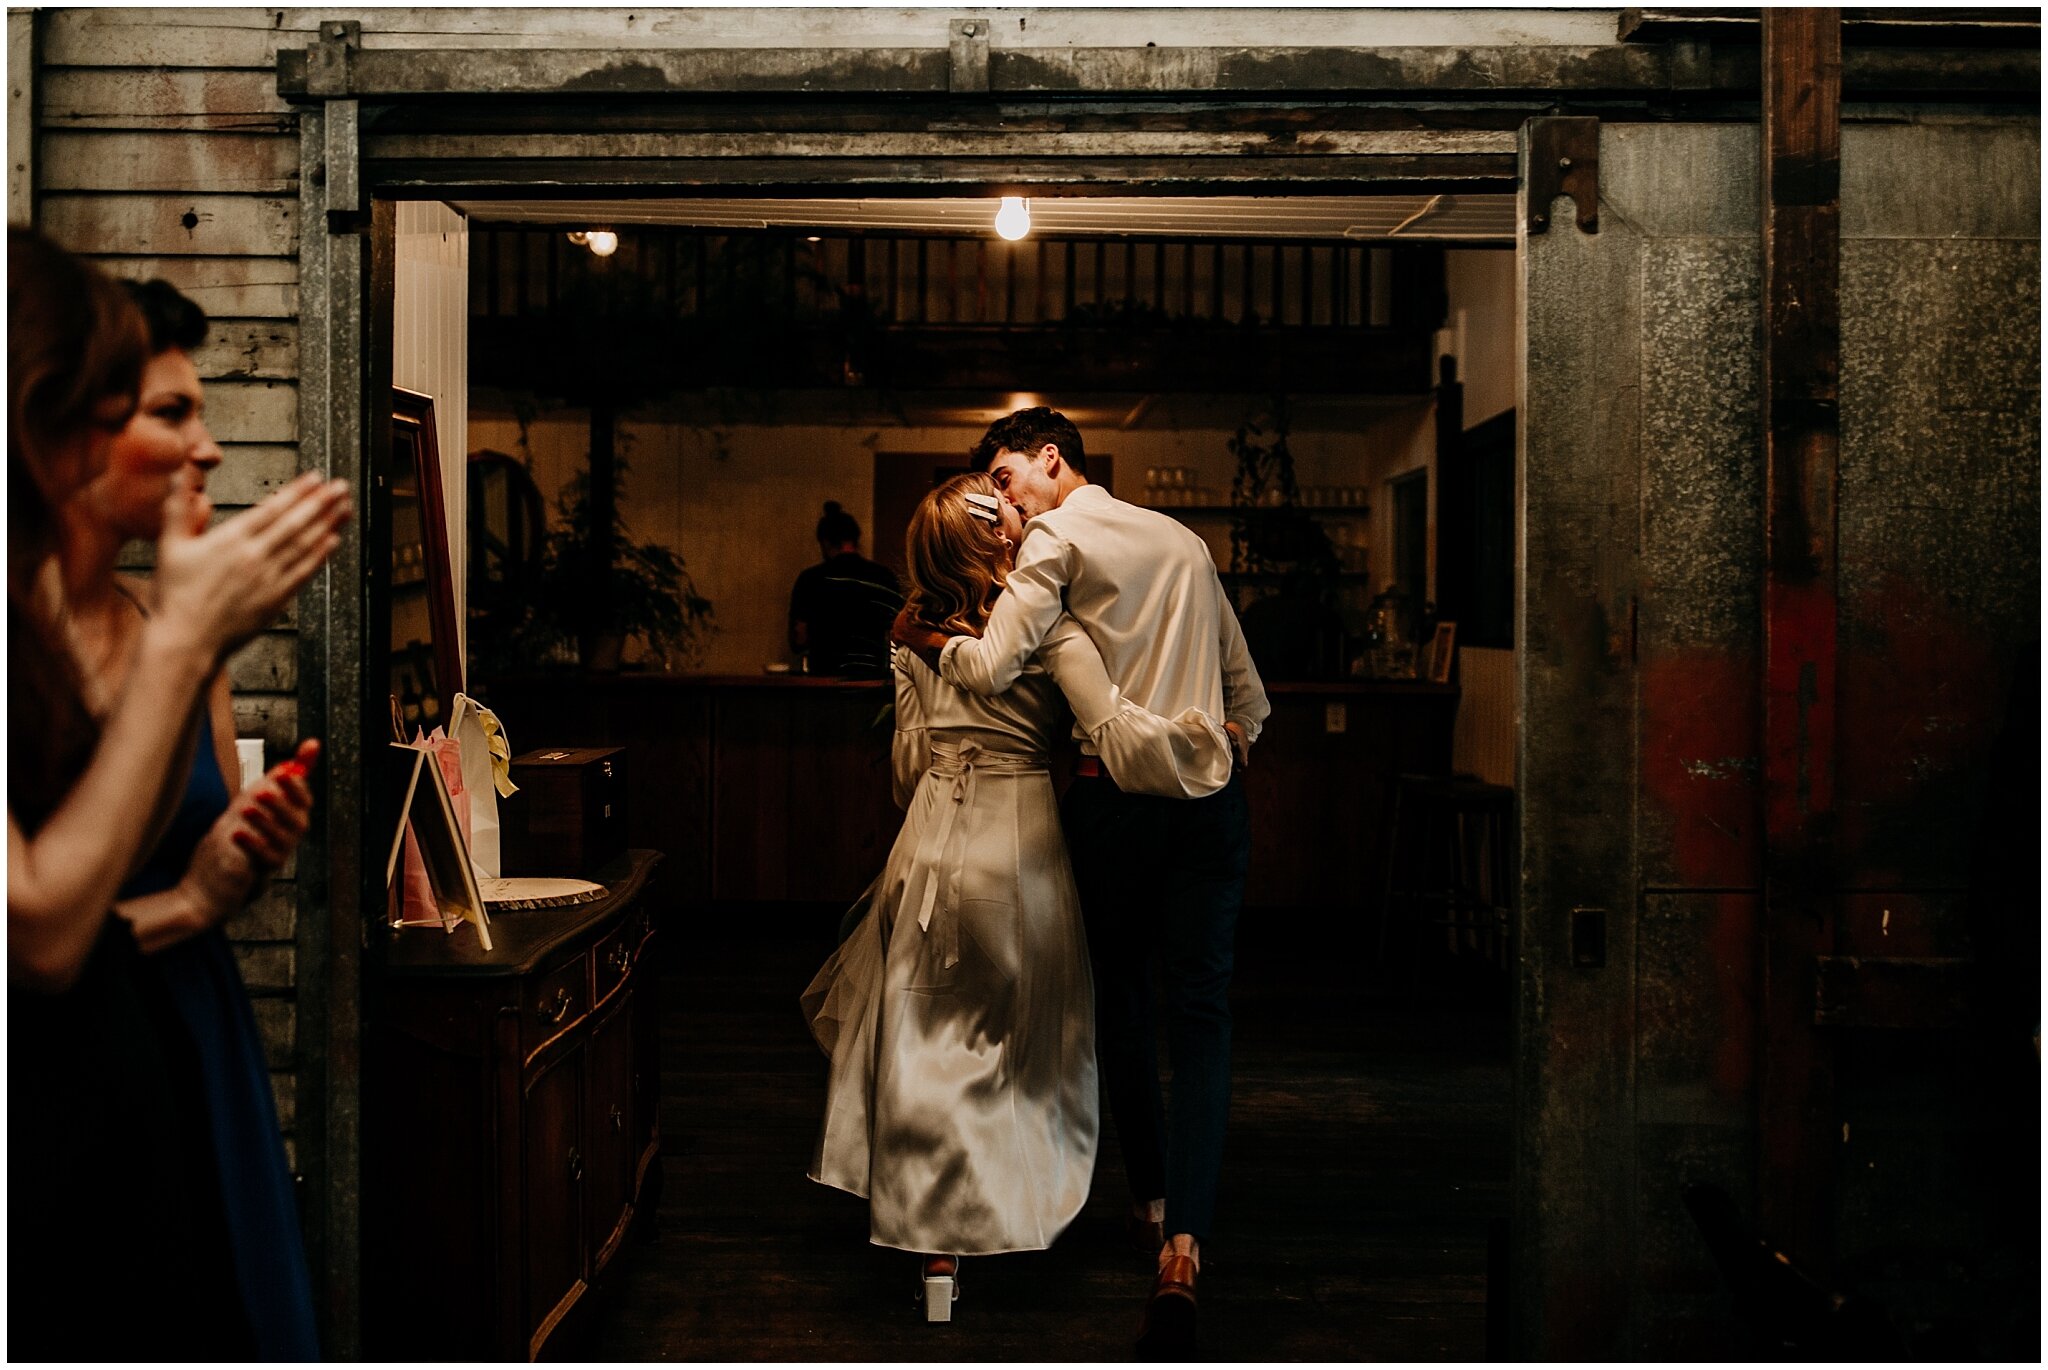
[453,693,520,798]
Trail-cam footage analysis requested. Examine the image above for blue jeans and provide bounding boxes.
[1063,772,1250,1245]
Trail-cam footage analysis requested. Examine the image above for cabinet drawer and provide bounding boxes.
[523,953,590,1058]
[593,922,633,1006]
[595,906,654,1004]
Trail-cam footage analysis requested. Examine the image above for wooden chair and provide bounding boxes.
[1374,772,1516,988]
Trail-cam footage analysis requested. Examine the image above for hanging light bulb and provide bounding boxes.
[565,230,589,246]
[585,229,619,257]
[994,196,1031,241]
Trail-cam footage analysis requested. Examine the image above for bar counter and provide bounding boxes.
[482,672,1455,911]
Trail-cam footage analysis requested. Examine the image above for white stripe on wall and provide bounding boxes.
[394,200,469,669]
[1453,645,1516,788]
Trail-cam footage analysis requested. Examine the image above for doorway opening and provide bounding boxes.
[375,185,1523,1359]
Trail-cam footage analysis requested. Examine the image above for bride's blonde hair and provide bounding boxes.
[904,472,1009,638]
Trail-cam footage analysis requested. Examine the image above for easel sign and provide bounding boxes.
[385,741,494,951]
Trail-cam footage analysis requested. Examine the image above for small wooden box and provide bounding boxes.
[501,746,627,879]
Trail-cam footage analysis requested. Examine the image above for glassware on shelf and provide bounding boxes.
[1171,467,1190,506]
[1144,467,1161,505]
[1365,588,1416,678]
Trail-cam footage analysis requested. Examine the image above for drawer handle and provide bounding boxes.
[567,1147,584,1184]
[608,943,633,975]
[611,1105,624,1134]
[538,987,574,1025]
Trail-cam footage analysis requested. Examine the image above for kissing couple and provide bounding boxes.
[802,406,1269,1356]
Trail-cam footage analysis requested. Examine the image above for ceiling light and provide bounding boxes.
[805,234,822,243]
[585,229,618,257]
[565,230,589,246]
[994,196,1031,241]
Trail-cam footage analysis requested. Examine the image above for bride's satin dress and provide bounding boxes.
[804,616,1232,1255]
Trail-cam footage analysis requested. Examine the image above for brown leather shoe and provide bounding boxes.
[1135,1253,1198,1360]
[1126,1212,1167,1262]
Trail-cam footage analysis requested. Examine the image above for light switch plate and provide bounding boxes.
[1324,702,1348,733]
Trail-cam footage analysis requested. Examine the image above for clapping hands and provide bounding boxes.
[154,469,352,664]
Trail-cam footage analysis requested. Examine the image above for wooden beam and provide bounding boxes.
[1759,6,1842,1275]
[363,154,1517,198]
[281,41,2035,101]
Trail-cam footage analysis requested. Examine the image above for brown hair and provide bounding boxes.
[969,405,1087,477]
[8,228,149,829]
[904,473,1010,639]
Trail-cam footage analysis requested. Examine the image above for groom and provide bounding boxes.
[893,407,1268,1355]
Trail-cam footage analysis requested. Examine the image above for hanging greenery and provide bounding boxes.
[1227,396,1339,582]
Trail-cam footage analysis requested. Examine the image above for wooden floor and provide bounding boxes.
[585,916,1511,1362]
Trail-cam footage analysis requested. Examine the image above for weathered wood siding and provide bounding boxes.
[35,7,316,1162]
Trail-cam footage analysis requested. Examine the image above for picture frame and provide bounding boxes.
[1427,620,1458,684]
[390,387,464,737]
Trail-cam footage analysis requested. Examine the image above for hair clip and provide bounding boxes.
[963,491,1001,524]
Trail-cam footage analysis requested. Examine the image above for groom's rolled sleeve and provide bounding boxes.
[1216,577,1271,744]
[939,525,1072,696]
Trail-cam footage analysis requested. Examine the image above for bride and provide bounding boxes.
[803,472,1234,1322]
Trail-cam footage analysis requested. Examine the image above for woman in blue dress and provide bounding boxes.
[58,279,328,1359]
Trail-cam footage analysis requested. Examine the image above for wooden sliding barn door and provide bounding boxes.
[1515,93,2038,1361]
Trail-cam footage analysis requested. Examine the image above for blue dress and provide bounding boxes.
[119,710,321,1361]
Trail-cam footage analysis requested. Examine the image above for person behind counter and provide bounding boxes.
[787,500,903,678]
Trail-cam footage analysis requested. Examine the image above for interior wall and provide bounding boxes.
[394,200,470,667]
[1444,246,1519,786]
[468,402,1437,677]
[467,247,1518,768]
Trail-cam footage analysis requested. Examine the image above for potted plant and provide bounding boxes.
[479,455,714,675]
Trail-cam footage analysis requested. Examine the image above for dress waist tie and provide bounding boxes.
[912,739,1047,969]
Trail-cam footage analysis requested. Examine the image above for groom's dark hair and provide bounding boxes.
[970,406,1088,477]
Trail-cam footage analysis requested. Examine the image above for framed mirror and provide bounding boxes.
[390,387,463,737]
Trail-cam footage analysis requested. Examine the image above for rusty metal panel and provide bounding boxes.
[1515,115,1643,1361]
[1635,893,1761,1359]
[1638,235,1763,895]
[1836,237,2041,890]
[293,100,370,1359]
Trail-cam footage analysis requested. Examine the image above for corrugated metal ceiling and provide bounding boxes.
[452,194,1516,242]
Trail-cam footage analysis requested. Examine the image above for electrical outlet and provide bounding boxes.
[1324,702,1348,733]
[1571,907,1606,969]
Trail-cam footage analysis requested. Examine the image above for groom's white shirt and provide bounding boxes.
[938,483,1271,753]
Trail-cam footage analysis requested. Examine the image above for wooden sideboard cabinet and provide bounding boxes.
[365,850,664,1361]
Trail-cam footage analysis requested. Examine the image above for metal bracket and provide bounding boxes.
[949,17,991,93]
[1525,116,1600,235]
[305,19,361,98]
